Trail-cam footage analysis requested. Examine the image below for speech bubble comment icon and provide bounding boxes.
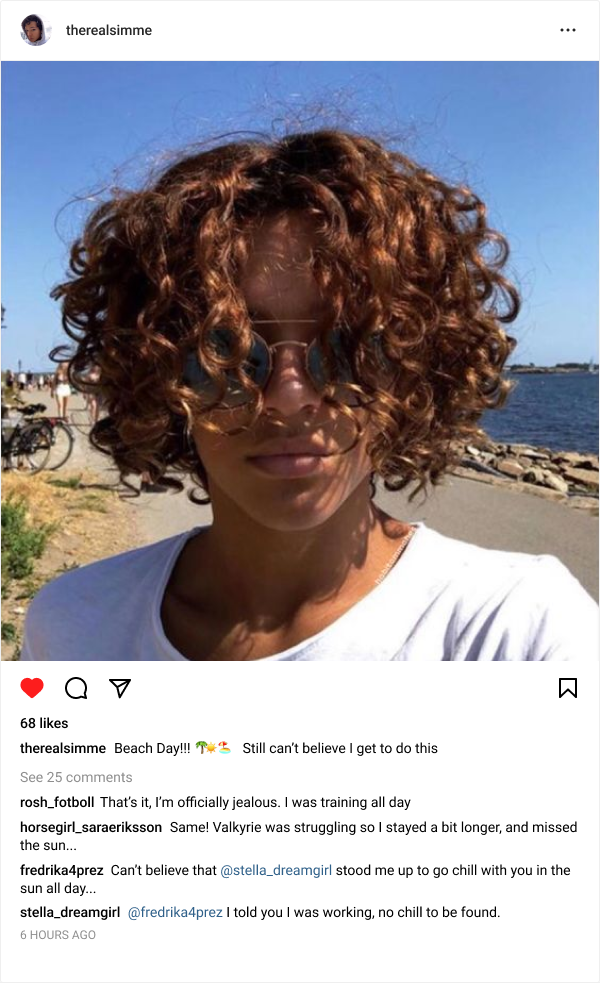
[65,677,88,700]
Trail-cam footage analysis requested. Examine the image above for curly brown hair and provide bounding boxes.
[51,129,519,500]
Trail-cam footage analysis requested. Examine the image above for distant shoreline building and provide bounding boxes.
[508,362,599,375]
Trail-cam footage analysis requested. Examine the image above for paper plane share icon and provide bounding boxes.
[109,679,131,699]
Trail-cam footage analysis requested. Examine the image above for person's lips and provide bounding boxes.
[247,440,334,478]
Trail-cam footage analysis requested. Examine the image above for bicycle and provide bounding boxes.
[3,399,75,471]
[1,406,52,473]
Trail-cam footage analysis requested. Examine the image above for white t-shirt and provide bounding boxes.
[21,524,598,662]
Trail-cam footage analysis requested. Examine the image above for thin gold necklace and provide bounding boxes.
[374,526,416,587]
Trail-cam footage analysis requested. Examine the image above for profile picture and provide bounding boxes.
[21,13,51,46]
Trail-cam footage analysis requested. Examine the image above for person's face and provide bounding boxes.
[191,214,374,533]
[24,20,41,42]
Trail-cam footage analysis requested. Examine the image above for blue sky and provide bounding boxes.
[2,61,598,370]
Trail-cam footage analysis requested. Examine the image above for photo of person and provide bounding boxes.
[2,63,597,662]
[20,13,51,46]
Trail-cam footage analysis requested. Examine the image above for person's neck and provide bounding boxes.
[187,479,409,627]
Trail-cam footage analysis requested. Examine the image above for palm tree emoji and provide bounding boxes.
[196,741,208,754]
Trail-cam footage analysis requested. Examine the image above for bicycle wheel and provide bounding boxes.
[12,423,52,473]
[46,420,75,470]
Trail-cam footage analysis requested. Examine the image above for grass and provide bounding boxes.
[1,622,17,642]
[1,468,141,661]
[1,495,57,598]
[72,493,109,514]
[59,561,80,574]
[46,474,83,490]
[14,576,46,600]
[45,476,110,512]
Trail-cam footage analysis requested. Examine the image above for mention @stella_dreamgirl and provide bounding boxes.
[66,24,152,36]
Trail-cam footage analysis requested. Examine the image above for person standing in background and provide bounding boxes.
[51,362,71,419]
[83,364,104,425]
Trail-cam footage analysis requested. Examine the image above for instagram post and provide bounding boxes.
[1,2,599,982]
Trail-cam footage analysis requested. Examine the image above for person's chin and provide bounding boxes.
[207,454,370,533]
[249,508,338,534]
[245,472,369,534]
[246,486,336,532]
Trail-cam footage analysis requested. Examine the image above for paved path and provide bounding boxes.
[378,479,598,599]
[15,390,598,599]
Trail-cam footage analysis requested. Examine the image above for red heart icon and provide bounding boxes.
[21,678,44,698]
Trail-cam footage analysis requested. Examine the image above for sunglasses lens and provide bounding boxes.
[183,326,394,408]
[183,330,270,407]
[307,328,355,390]
[244,335,271,388]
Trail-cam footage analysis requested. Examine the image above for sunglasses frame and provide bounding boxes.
[184,320,388,407]
[243,320,355,393]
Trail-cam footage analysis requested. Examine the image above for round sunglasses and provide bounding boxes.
[183,322,388,408]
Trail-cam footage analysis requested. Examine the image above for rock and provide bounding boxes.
[522,466,569,494]
[453,467,567,502]
[455,433,599,504]
[496,459,525,478]
[460,458,500,477]
[552,451,581,466]
[563,467,600,490]
[522,467,546,485]
[520,449,550,461]
[510,483,566,502]
[452,467,506,487]
[468,435,499,454]
[509,444,549,459]
[554,452,599,470]
[541,472,570,495]
[567,496,600,515]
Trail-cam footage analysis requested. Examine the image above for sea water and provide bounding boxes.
[483,372,598,454]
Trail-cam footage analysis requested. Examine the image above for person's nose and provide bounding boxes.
[261,343,321,418]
